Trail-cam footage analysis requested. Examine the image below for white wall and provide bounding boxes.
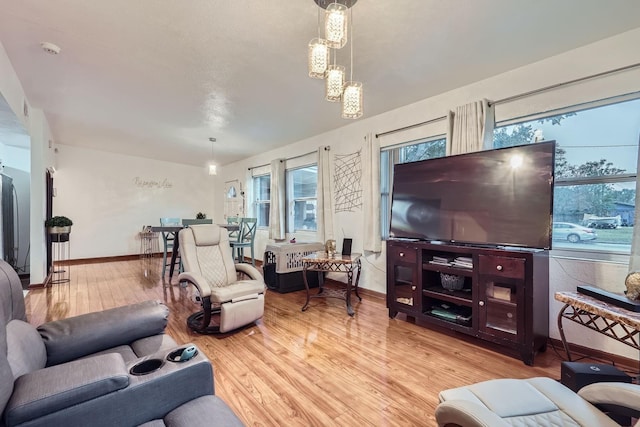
[54,144,217,259]
[219,28,640,360]
[0,40,56,284]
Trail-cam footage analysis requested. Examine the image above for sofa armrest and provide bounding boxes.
[18,345,215,427]
[5,353,128,426]
[38,300,169,366]
[578,382,640,414]
[435,401,510,427]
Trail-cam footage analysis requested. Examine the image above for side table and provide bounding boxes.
[301,252,362,316]
[50,232,70,284]
[555,291,640,361]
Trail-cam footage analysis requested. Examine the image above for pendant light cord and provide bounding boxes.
[349,6,353,81]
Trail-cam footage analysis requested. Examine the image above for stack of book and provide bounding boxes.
[452,256,473,269]
[429,256,454,266]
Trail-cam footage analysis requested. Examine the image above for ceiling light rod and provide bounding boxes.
[313,0,357,9]
[208,137,217,176]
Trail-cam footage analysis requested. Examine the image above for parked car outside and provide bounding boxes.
[552,222,597,243]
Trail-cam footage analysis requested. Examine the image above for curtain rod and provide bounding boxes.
[375,61,640,139]
[247,146,330,171]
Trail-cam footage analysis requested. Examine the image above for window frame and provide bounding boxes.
[380,136,447,239]
[493,94,640,259]
[286,164,318,233]
[252,173,271,228]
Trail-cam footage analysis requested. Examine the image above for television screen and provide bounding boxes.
[389,141,555,249]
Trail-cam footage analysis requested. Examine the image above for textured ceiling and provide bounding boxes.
[0,0,639,167]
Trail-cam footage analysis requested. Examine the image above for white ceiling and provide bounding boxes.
[0,0,639,167]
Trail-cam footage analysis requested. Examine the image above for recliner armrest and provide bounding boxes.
[5,353,128,426]
[235,263,264,281]
[435,400,510,427]
[38,300,169,366]
[578,382,640,414]
[178,272,212,298]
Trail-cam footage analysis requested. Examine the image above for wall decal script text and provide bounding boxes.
[133,177,173,189]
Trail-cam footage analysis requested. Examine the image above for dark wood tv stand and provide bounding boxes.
[387,239,549,365]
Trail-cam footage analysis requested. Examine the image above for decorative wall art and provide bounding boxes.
[333,150,362,212]
[133,177,173,189]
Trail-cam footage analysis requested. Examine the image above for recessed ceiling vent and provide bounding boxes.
[40,42,61,55]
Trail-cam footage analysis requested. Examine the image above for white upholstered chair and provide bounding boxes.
[178,224,265,334]
[435,377,640,427]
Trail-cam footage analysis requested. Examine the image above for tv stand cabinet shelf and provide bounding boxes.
[387,239,549,365]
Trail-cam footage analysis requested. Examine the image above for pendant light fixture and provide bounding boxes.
[324,2,348,49]
[208,137,217,176]
[308,38,329,78]
[308,3,329,79]
[341,6,362,119]
[325,64,345,102]
[309,0,362,119]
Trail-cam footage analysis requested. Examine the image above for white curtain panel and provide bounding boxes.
[316,146,334,242]
[362,133,382,252]
[268,159,286,240]
[446,99,495,156]
[628,138,640,272]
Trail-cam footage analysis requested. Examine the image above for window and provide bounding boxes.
[380,137,446,238]
[253,174,270,228]
[286,165,318,232]
[493,96,640,254]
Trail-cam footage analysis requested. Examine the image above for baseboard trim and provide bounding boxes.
[58,253,265,267]
[549,338,639,374]
[28,282,46,289]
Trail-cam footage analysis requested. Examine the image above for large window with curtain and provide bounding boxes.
[493,95,640,254]
[286,165,318,232]
[380,137,446,239]
[252,174,271,228]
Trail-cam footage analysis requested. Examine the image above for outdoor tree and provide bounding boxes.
[402,139,446,162]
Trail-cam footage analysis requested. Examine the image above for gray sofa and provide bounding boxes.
[0,260,244,427]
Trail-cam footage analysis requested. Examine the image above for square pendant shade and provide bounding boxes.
[325,3,348,49]
[342,82,363,119]
[208,164,217,175]
[308,38,329,78]
[325,65,345,102]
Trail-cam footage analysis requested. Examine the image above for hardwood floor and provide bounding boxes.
[26,258,566,426]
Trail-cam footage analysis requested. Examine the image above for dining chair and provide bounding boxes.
[226,216,240,241]
[159,217,181,278]
[230,217,257,266]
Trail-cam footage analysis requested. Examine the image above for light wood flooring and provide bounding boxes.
[26,258,567,426]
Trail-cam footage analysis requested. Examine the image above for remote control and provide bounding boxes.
[179,345,197,361]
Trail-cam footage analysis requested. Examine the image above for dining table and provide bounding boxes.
[150,223,239,279]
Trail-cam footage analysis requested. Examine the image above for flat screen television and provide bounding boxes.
[389,141,555,249]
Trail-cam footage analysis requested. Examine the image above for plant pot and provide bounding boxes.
[48,226,71,234]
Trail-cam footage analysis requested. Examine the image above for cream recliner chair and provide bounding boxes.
[435,377,640,427]
[178,224,265,334]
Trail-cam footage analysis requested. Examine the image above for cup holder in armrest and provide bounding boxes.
[130,358,164,376]
[167,346,199,363]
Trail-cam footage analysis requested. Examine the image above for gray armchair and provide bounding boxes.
[178,224,265,334]
[435,377,640,427]
[0,260,243,427]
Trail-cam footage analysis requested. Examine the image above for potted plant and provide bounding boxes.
[45,216,73,234]
[196,212,207,220]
